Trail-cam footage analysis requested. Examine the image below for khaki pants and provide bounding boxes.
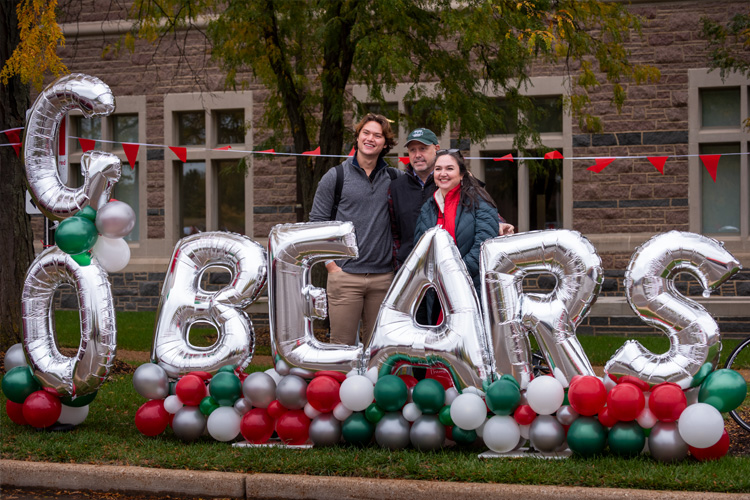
[327,270,394,346]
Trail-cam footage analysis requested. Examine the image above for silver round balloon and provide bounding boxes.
[410,414,446,451]
[268,222,363,374]
[132,363,170,400]
[23,73,120,221]
[481,230,601,389]
[556,405,579,426]
[375,412,411,450]
[368,227,494,390]
[606,231,740,389]
[309,413,342,446]
[242,372,277,408]
[234,397,252,415]
[151,232,267,379]
[276,374,308,410]
[4,343,28,371]
[172,406,207,442]
[22,247,116,397]
[529,415,566,452]
[95,200,136,238]
[648,421,689,462]
[275,358,291,376]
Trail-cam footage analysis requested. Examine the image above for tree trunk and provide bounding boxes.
[0,0,34,351]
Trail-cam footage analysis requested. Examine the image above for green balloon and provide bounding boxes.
[412,379,445,414]
[699,368,748,412]
[209,371,242,406]
[55,216,98,255]
[199,396,220,416]
[218,365,237,373]
[485,379,520,415]
[2,366,41,404]
[365,403,385,423]
[608,421,645,456]
[76,206,97,222]
[500,373,520,389]
[71,252,92,266]
[451,426,477,445]
[342,412,375,445]
[567,417,607,457]
[374,375,408,412]
[562,390,569,407]
[438,405,454,426]
[690,362,713,388]
[169,381,177,395]
[60,390,97,408]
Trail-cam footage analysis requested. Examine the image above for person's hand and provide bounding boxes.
[326,261,342,273]
[499,223,515,235]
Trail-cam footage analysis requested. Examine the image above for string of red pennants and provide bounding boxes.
[0,127,738,182]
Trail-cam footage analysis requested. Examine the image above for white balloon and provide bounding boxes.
[678,403,724,449]
[365,367,379,384]
[265,368,283,384]
[475,418,488,438]
[602,375,616,393]
[206,406,241,442]
[402,402,422,422]
[636,406,657,429]
[526,376,565,415]
[92,236,130,272]
[339,375,374,412]
[304,402,322,419]
[519,423,530,439]
[163,395,183,414]
[483,415,521,453]
[450,393,487,430]
[333,402,353,421]
[445,387,459,405]
[57,404,89,425]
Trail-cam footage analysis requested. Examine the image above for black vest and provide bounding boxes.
[390,168,437,265]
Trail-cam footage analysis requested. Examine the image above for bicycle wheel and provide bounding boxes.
[724,336,750,432]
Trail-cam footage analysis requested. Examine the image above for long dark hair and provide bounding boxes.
[433,149,497,210]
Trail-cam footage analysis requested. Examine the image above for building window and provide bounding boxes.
[215,110,245,145]
[700,88,741,128]
[115,164,140,242]
[216,160,245,234]
[180,162,207,237]
[177,111,206,146]
[73,116,101,150]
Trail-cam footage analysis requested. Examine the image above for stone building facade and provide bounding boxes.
[38,0,750,338]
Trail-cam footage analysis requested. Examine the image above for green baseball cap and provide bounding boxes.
[405,128,439,146]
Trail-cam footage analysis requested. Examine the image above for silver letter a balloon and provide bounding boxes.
[152,232,267,378]
[482,230,602,389]
[605,231,740,389]
[366,227,494,390]
[268,221,362,373]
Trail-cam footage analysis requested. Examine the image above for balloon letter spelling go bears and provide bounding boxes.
[481,230,603,389]
[367,227,495,390]
[151,232,267,379]
[605,231,741,389]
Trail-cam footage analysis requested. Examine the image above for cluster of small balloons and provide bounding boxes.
[54,200,135,272]
[2,344,94,428]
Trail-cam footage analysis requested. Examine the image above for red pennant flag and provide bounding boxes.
[303,146,321,156]
[348,147,356,156]
[647,156,668,174]
[5,130,21,156]
[587,158,615,173]
[78,138,96,152]
[259,149,275,154]
[544,150,564,160]
[122,143,139,170]
[399,157,410,165]
[214,145,232,150]
[700,154,721,182]
[494,154,514,162]
[169,146,187,163]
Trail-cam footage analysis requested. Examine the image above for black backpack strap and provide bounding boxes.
[386,167,398,181]
[330,163,345,220]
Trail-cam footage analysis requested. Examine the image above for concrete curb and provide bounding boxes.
[2,460,748,500]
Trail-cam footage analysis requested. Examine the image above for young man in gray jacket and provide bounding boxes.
[309,113,400,346]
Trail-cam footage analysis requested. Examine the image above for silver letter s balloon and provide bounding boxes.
[367,227,494,390]
[268,222,362,373]
[482,230,602,388]
[22,247,116,398]
[605,231,740,388]
[152,232,267,378]
[23,73,121,220]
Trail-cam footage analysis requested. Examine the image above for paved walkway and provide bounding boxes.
[1,459,748,500]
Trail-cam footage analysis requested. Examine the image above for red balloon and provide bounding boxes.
[314,371,347,383]
[306,376,341,413]
[690,429,730,461]
[597,406,618,428]
[618,375,650,392]
[275,409,311,445]
[445,425,453,441]
[267,399,288,420]
[6,399,28,425]
[513,404,537,426]
[426,368,454,390]
[175,374,207,406]
[649,382,687,422]
[22,391,62,428]
[135,400,170,436]
[567,375,607,416]
[240,408,275,444]
[190,371,212,381]
[607,383,645,422]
